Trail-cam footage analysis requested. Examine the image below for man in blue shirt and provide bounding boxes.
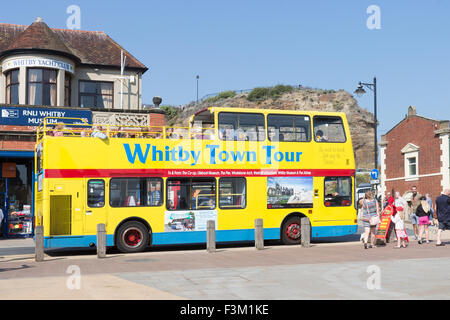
[150,184,161,206]
[434,189,450,246]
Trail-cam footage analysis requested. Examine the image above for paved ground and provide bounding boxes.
[1,222,450,300]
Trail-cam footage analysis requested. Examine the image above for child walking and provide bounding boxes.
[391,209,408,248]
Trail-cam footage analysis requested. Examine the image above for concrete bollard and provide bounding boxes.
[301,217,311,248]
[206,220,216,253]
[35,225,44,262]
[97,223,106,258]
[255,218,264,250]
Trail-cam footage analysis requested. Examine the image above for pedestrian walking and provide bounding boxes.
[408,186,422,240]
[361,190,381,249]
[391,209,407,248]
[416,196,430,244]
[435,189,450,246]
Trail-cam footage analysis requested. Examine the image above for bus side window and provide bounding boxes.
[313,116,346,143]
[166,178,216,210]
[267,114,311,142]
[219,177,246,209]
[324,177,352,207]
[218,112,265,141]
[87,179,105,208]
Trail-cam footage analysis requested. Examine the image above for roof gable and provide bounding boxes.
[0,20,147,71]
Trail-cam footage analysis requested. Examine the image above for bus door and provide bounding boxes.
[84,179,107,235]
[314,176,353,230]
[48,179,84,237]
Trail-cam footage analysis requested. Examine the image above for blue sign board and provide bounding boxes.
[370,169,379,180]
[0,105,92,126]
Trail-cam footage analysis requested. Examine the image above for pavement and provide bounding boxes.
[1,222,450,300]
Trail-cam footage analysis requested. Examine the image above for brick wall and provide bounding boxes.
[384,115,442,200]
[149,113,165,128]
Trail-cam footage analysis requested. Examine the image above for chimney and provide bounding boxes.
[407,105,417,118]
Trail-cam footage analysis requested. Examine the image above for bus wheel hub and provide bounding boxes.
[286,223,301,240]
[124,229,142,247]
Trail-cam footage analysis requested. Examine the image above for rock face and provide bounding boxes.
[171,87,375,169]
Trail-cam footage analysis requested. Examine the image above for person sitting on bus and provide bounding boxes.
[91,126,108,139]
[315,130,328,142]
[53,124,65,137]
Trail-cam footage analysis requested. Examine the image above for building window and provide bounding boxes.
[27,68,57,106]
[401,143,419,180]
[79,80,113,108]
[407,156,417,177]
[6,69,19,104]
[65,73,71,107]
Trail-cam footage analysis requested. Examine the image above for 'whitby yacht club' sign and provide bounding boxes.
[2,57,75,74]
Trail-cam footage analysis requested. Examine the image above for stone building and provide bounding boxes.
[379,106,450,201]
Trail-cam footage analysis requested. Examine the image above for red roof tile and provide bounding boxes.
[0,20,147,71]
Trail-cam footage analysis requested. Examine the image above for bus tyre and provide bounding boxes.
[281,216,302,245]
[116,221,149,253]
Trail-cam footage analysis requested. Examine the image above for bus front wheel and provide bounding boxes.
[281,216,303,245]
[116,221,149,253]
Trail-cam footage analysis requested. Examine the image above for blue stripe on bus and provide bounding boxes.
[42,225,357,249]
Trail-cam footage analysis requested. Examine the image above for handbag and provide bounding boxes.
[369,215,381,226]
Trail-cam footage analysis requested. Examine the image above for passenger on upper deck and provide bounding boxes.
[53,124,65,137]
[91,125,108,139]
[315,130,328,142]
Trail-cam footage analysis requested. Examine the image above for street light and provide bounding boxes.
[354,77,378,171]
[196,75,199,106]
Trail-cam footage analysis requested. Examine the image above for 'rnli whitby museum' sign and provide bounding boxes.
[0,106,92,126]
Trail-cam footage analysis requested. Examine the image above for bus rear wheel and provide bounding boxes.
[116,221,149,253]
[281,217,302,245]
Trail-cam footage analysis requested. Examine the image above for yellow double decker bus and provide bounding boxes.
[34,107,357,253]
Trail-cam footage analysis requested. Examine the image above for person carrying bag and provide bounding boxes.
[361,190,381,249]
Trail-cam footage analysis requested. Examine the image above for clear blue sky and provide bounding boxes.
[2,0,449,138]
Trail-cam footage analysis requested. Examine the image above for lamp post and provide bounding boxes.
[196,75,199,106]
[354,77,378,171]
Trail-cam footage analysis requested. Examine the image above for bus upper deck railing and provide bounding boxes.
[36,117,216,142]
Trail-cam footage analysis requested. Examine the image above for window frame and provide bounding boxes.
[109,177,163,208]
[313,115,347,143]
[166,177,216,211]
[26,68,57,106]
[87,179,106,208]
[323,176,353,207]
[267,113,312,142]
[78,80,114,109]
[218,177,247,210]
[65,73,72,107]
[5,69,20,105]
[218,111,266,141]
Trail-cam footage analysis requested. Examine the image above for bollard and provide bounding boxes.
[255,218,264,250]
[97,223,106,258]
[35,225,44,262]
[300,217,311,248]
[206,220,216,253]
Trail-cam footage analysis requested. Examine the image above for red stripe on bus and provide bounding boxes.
[44,168,355,178]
